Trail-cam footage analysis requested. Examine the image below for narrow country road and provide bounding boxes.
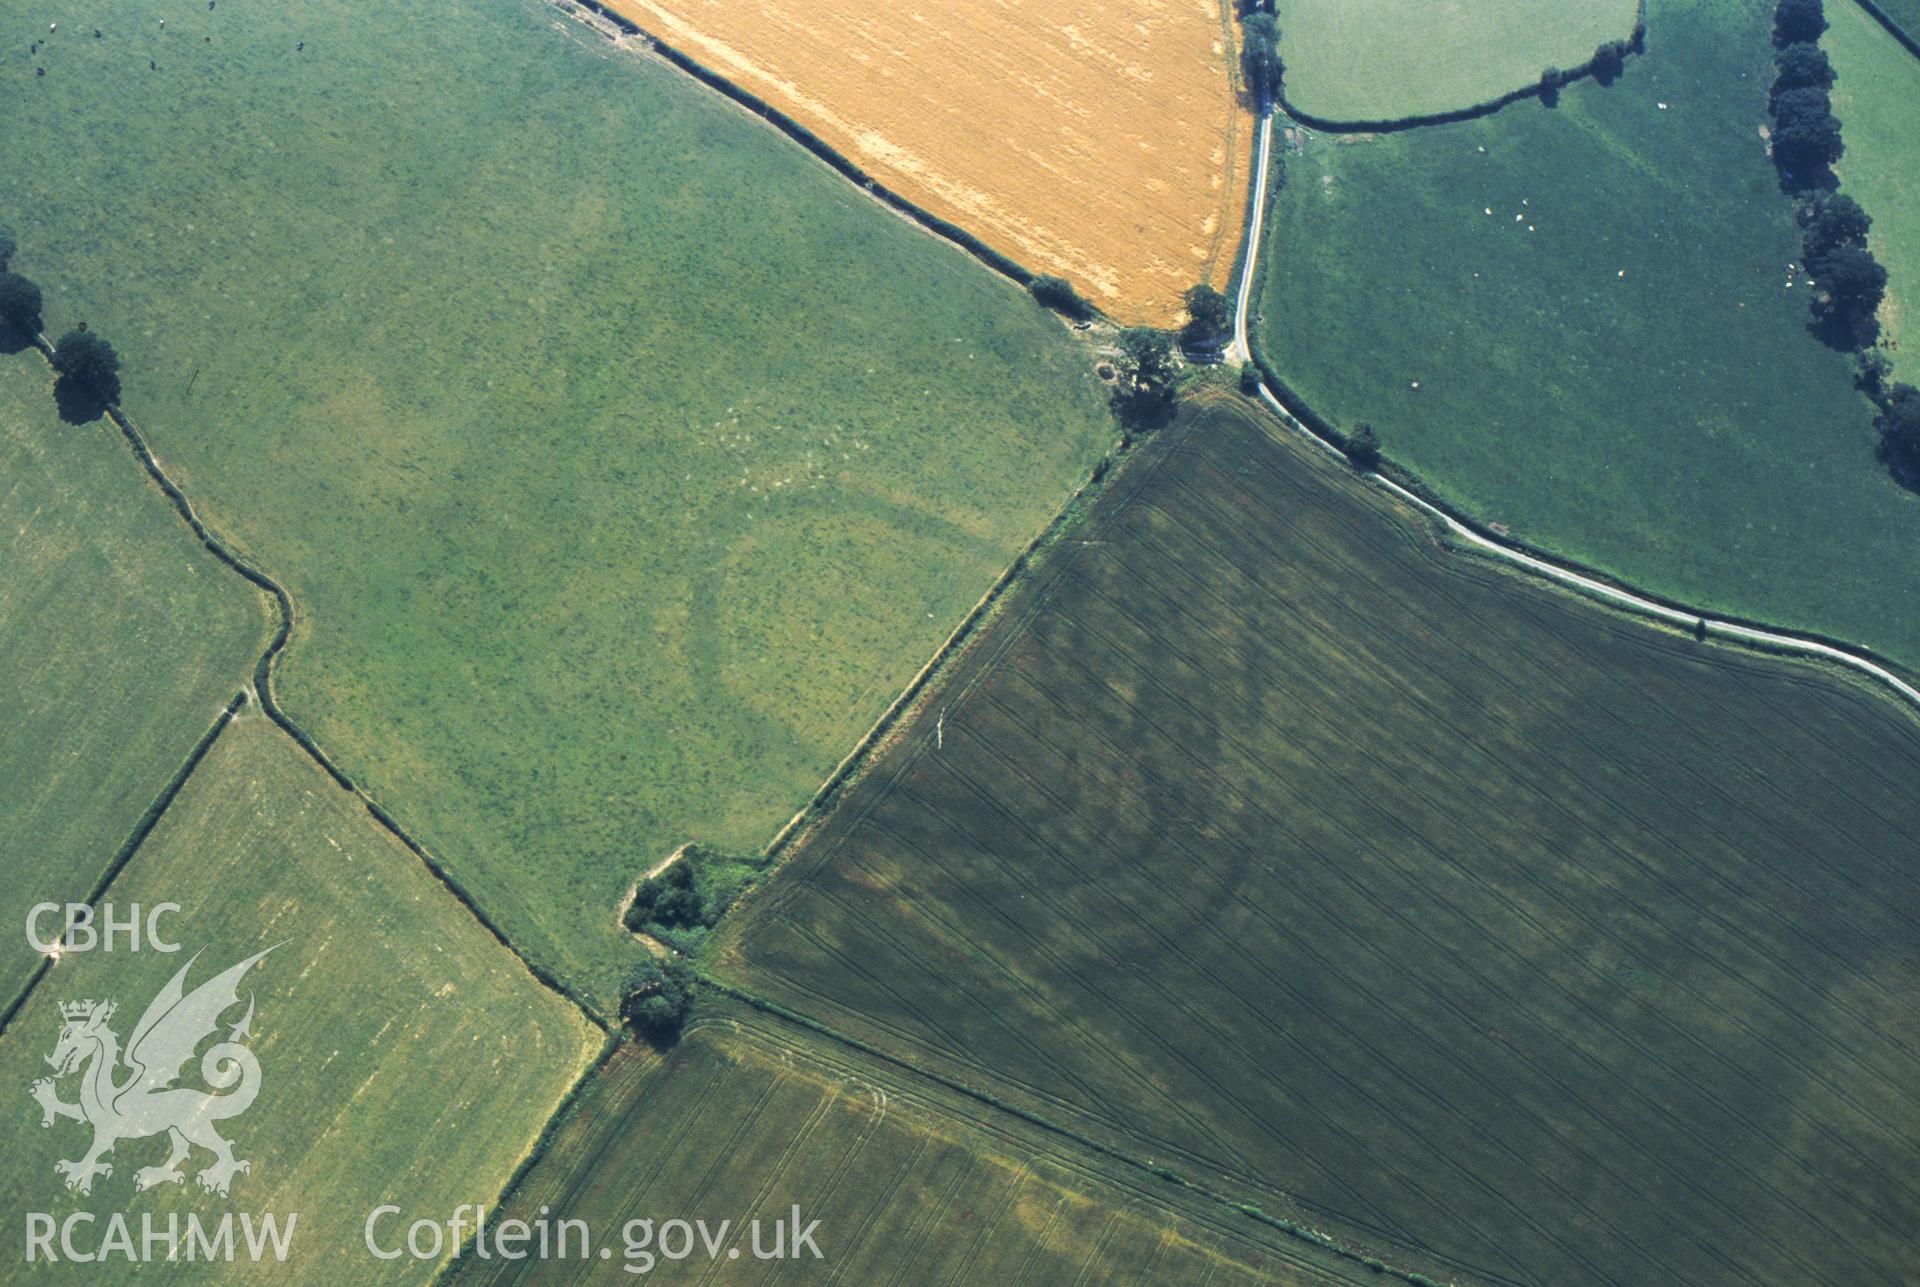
[1228,108,1274,364]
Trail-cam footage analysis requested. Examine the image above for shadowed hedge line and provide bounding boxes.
[563,0,1099,312]
[1848,0,1920,57]
[1276,0,1648,133]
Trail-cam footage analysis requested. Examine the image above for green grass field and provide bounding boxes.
[0,351,268,1009]
[459,1013,1368,1284]
[1272,0,1639,121]
[716,396,1920,1285]
[1258,0,1920,670]
[0,716,600,1282]
[1828,0,1920,378]
[1,0,1113,1012]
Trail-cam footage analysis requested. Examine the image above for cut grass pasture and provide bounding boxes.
[1272,0,1640,121]
[458,1013,1370,1284]
[600,0,1251,326]
[0,716,601,1282]
[1828,0,1920,377]
[1258,0,1920,671]
[716,396,1920,1285]
[2,0,1113,1012]
[0,351,268,1009]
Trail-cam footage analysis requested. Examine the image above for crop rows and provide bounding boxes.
[717,398,1920,1284]
[464,1017,1362,1284]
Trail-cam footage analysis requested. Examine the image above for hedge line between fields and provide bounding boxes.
[14,336,609,1031]
[701,982,1451,1286]
[564,0,1069,303]
[0,690,246,1043]
[1276,0,1648,133]
[1848,0,1920,58]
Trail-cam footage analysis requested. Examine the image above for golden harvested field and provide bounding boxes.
[604,0,1251,326]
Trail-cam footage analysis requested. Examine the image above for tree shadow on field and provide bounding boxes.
[0,322,31,357]
[53,375,109,425]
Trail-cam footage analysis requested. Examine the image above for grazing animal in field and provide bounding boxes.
[36,67,45,77]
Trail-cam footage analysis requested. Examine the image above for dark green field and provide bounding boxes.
[716,396,1920,1284]
[462,1012,1367,1284]
[1257,0,1920,670]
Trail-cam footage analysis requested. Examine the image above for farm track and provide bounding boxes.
[6,335,609,1036]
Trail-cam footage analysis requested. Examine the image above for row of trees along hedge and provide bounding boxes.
[0,229,123,411]
[1239,11,1282,104]
[1539,28,1642,108]
[1765,1,1912,488]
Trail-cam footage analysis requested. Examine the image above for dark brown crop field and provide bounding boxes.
[461,1011,1366,1284]
[714,396,1920,1285]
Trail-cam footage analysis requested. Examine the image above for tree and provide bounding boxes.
[0,227,15,271]
[1538,66,1564,107]
[0,271,42,334]
[1239,362,1261,395]
[1809,244,1887,312]
[1855,348,1893,401]
[1774,0,1828,46]
[1591,40,1627,86]
[620,955,696,1044]
[1770,108,1844,176]
[1345,422,1381,471]
[1807,243,1886,348]
[1241,14,1283,104]
[1803,192,1871,258]
[51,330,121,404]
[1180,284,1231,349]
[1771,85,1835,131]
[625,858,707,932]
[1773,42,1835,93]
[1111,328,1178,429]
[1876,384,1920,483]
[1029,274,1093,322]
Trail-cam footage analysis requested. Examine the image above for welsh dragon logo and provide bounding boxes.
[28,948,274,1198]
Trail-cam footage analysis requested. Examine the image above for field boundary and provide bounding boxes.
[546,0,1080,310]
[1275,0,1647,134]
[0,689,246,1043]
[700,980,1446,1285]
[1848,0,1920,58]
[17,335,610,1031]
[753,433,1129,876]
